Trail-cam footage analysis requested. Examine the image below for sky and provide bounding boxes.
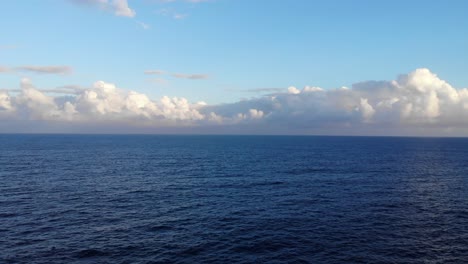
[1,0,468,135]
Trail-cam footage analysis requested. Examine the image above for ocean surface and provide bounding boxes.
[1,135,468,263]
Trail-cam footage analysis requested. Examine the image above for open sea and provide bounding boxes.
[1,134,468,263]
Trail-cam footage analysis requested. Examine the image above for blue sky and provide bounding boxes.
[2,0,467,103]
[1,0,468,135]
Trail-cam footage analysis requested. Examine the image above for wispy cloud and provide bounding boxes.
[154,0,209,3]
[185,0,211,3]
[17,65,72,75]
[145,70,209,80]
[241,88,285,93]
[0,66,11,73]
[39,85,86,95]
[137,21,150,30]
[173,13,188,19]
[144,70,167,75]
[172,73,209,80]
[149,78,170,86]
[156,8,185,20]
[0,45,17,50]
[70,0,135,17]
[155,0,211,20]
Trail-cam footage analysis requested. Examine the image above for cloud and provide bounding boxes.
[154,0,210,20]
[17,65,72,75]
[149,78,170,86]
[172,73,209,80]
[2,69,468,136]
[156,8,188,20]
[38,85,86,95]
[70,0,135,17]
[202,68,468,134]
[154,0,209,3]
[185,0,211,3]
[144,70,167,75]
[137,21,150,30]
[145,70,209,80]
[112,0,135,17]
[0,45,17,50]
[0,78,204,125]
[0,92,13,111]
[241,88,285,93]
[0,66,10,73]
[173,13,188,19]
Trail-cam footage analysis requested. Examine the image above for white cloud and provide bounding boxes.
[173,13,188,19]
[202,68,468,134]
[1,79,204,125]
[2,69,468,135]
[137,21,150,30]
[112,0,135,17]
[15,78,64,120]
[249,109,264,119]
[70,0,135,17]
[0,92,13,111]
[288,86,301,94]
[154,0,210,20]
[359,98,375,123]
[303,86,324,93]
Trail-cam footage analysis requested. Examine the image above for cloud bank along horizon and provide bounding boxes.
[1,68,468,135]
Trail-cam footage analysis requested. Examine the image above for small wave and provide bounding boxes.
[284,168,334,175]
[147,225,174,232]
[75,249,110,258]
[251,181,285,187]
[0,212,18,218]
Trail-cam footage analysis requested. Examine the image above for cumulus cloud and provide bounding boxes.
[17,65,72,75]
[70,0,135,17]
[0,92,13,111]
[0,78,204,126]
[2,68,468,136]
[201,68,468,134]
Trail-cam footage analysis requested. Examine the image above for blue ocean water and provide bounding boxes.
[1,135,468,263]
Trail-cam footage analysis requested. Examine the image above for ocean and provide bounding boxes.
[1,135,468,263]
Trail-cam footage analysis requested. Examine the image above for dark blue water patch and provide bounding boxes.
[1,134,468,263]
